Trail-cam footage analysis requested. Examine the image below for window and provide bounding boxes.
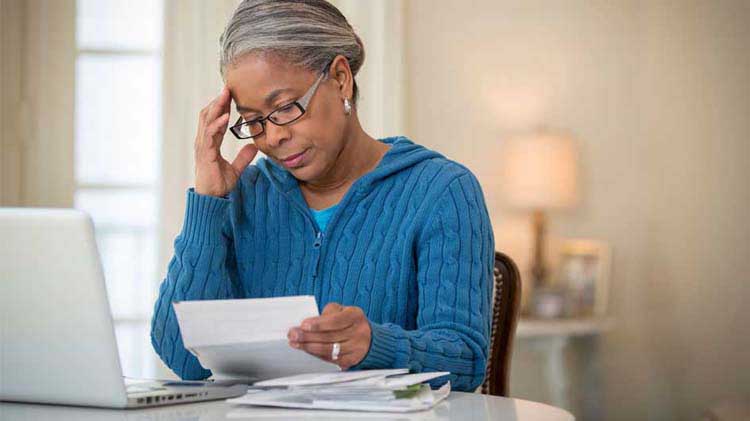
[74,0,164,378]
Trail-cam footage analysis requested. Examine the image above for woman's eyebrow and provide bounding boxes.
[235,88,295,114]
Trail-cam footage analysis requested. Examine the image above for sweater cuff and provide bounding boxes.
[180,188,231,245]
[353,321,401,370]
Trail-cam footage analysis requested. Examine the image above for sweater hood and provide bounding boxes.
[255,136,444,196]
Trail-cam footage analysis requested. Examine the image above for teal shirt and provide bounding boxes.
[310,204,339,232]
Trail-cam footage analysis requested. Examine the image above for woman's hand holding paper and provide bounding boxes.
[287,302,372,370]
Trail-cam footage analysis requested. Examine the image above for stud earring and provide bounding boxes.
[343,98,352,115]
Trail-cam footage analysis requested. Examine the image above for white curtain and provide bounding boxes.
[158,0,407,275]
[0,0,76,207]
[159,0,243,278]
[331,0,406,139]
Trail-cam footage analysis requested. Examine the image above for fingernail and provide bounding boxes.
[289,330,298,341]
[289,341,300,349]
[301,322,312,331]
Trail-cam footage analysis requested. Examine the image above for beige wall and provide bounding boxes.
[405,0,750,419]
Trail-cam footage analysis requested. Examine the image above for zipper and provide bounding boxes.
[313,231,324,248]
[311,231,324,279]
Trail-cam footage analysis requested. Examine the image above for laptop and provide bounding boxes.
[0,208,248,408]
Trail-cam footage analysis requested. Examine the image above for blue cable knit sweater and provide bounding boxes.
[150,136,495,391]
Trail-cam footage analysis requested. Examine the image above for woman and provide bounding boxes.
[150,0,495,392]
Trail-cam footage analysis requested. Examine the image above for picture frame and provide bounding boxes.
[554,239,612,317]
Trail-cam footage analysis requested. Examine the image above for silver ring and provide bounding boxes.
[331,342,341,361]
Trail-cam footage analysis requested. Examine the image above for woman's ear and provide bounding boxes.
[330,55,354,100]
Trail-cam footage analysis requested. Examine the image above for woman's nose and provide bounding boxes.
[264,121,291,149]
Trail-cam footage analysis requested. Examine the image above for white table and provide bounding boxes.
[0,392,573,420]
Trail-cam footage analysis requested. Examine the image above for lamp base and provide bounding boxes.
[530,209,548,288]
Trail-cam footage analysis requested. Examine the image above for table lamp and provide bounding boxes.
[500,131,579,290]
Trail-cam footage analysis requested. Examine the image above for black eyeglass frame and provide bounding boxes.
[229,64,331,140]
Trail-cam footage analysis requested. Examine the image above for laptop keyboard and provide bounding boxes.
[126,383,167,394]
[124,378,214,395]
[124,378,168,394]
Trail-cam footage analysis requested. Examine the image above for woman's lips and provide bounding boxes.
[281,149,308,168]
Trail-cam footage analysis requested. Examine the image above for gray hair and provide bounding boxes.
[219,0,365,103]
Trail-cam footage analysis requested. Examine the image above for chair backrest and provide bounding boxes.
[481,251,522,396]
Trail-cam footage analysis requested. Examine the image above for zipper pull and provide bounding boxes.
[313,231,323,248]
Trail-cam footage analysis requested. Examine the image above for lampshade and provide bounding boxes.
[500,132,579,210]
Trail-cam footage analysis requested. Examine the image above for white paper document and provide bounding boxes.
[252,368,409,388]
[227,370,451,413]
[173,295,339,382]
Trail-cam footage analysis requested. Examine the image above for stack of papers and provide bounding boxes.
[226,369,451,413]
[173,296,339,382]
[174,295,452,413]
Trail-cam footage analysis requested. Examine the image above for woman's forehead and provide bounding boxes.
[226,53,314,113]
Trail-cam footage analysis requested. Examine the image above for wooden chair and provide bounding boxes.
[480,251,522,397]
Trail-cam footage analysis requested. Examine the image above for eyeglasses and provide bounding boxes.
[229,67,329,140]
